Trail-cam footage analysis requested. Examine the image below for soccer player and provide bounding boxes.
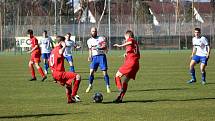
[49,36,81,103]
[64,33,79,72]
[187,28,210,85]
[85,27,111,93]
[27,29,47,81]
[40,30,54,74]
[113,30,140,103]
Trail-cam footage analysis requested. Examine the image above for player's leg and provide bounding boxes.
[115,71,123,91]
[113,76,130,103]
[65,85,73,103]
[200,57,208,85]
[187,57,197,83]
[86,69,95,93]
[68,56,75,72]
[100,54,111,93]
[71,74,81,98]
[86,56,98,93]
[102,70,111,93]
[28,60,36,81]
[42,53,49,74]
[34,62,47,81]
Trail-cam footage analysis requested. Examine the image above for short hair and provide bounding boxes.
[194,28,201,33]
[27,29,33,35]
[125,30,134,38]
[56,36,65,43]
[66,32,71,36]
[91,27,97,32]
[43,30,47,34]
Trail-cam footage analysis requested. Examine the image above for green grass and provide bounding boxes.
[0,50,215,121]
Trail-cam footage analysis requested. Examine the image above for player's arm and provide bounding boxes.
[190,46,196,59]
[59,41,66,55]
[28,45,39,53]
[113,41,132,48]
[50,38,54,49]
[206,45,210,58]
[88,48,92,62]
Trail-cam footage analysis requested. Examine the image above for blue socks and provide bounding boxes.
[190,68,196,81]
[70,66,75,72]
[89,75,94,85]
[44,63,49,72]
[104,75,110,86]
[202,72,206,81]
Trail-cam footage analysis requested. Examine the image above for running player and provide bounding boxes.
[85,27,111,93]
[113,30,140,103]
[27,29,47,81]
[49,36,81,103]
[187,28,210,85]
[64,33,80,72]
[40,30,54,74]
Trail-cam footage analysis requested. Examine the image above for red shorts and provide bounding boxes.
[52,71,77,86]
[30,52,41,63]
[119,60,139,80]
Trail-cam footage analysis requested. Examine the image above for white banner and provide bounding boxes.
[15,36,76,48]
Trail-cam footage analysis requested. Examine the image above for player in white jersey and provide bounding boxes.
[85,27,111,93]
[187,28,210,85]
[40,30,54,74]
[64,33,79,72]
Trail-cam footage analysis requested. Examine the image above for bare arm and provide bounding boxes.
[113,41,132,48]
[191,46,197,58]
[59,41,66,55]
[88,49,92,61]
[206,45,210,58]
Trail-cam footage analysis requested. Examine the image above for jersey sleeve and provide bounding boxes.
[203,37,208,46]
[87,39,92,49]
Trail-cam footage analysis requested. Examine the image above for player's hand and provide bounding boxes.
[27,50,32,54]
[88,56,92,62]
[113,44,120,47]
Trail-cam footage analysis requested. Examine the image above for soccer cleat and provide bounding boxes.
[67,98,76,104]
[85,85,92,93]
[113,95,122,103]
[74,95,81,102]
[201,80,206,85]
[187,79,196,84]
[29,77,37,81]
[106,87,111,93]
[41,76,47,82]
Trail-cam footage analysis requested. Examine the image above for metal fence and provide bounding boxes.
[0,22,215,52]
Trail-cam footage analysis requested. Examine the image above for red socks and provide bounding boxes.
[120,82,128,98]
[29,64,35,78]
[38,67,45,77]
[66,86,72,102]
[115,76,122,91]
[72,79,81,97]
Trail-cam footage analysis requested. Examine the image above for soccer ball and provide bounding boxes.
[93,92,103,103]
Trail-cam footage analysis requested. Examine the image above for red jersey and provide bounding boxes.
[49,45,65,72]
[125,37,140,61]
[30,36,40,54]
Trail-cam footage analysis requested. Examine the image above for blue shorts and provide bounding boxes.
[192,55,208,65]
[64,55,73,63]
[42,53,51,59]
[90,54,108,71]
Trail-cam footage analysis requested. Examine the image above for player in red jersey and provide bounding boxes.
[113,30,140,103]
[49,36,81,104]
[27,29,47,81]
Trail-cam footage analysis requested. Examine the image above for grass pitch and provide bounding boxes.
[0,50,215,121]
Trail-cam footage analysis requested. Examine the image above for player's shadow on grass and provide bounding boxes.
[0,113,71,119]
[103,97,215,104]
[111,87,188,93]
[123,97,215,103]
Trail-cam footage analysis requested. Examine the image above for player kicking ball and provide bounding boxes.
[113,30,140,103]
[49,36,81,103]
